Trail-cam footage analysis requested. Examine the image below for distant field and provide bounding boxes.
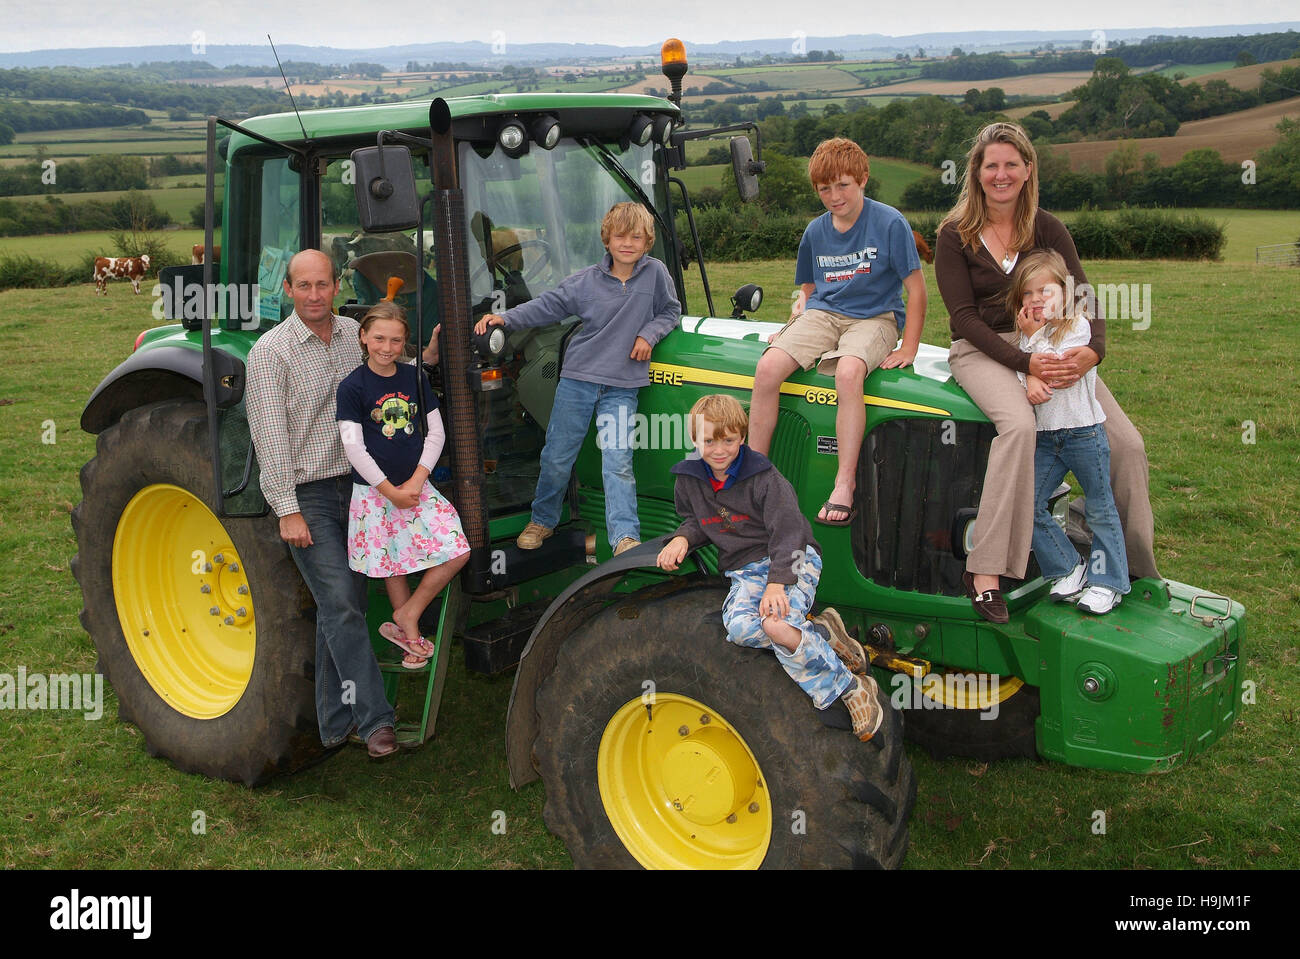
[1146,61,1236,79]
[0,228,206,265]
[1053,95,1300,171]
[883,71,1093,97]
[676,155,931,208]
[0,138,205,158]
[0,186,204,222]
[1177,57,1300,90]
[1004,99,1076,120]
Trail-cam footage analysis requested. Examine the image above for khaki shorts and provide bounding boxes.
[767,309,898,376]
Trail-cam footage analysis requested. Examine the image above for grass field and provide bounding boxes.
[0,229,207,266]
[0,186,206,223]
[1052,95,1300,171]
[1,253,1295,870]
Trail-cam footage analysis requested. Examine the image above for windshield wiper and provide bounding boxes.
[580,138,671,240]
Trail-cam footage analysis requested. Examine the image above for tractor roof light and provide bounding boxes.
[626,114,654,147]
[530,114,561,150]
[498,120,528,157]
[661,38,688,104]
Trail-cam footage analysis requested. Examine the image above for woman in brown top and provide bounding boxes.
[934,122,1159,622]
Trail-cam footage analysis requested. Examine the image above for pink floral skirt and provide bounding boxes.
[347,481,470,577]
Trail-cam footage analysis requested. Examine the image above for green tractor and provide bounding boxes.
[72,44,1244,869]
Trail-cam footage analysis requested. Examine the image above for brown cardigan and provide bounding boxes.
[934,209,1105,374]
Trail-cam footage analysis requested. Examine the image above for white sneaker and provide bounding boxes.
[1050,563,1088,601]
[1076,586,1121,614]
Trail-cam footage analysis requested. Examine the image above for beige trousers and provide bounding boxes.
[948,333,1160,580]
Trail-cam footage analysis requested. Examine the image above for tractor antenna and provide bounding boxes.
[268,35,309,142]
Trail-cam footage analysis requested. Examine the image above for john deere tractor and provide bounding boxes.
[72,42,1244,869]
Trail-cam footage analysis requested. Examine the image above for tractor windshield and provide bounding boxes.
[458,137,671,311]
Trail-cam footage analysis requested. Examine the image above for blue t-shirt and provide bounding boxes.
[335,362,437,486]
[794,197,921,330]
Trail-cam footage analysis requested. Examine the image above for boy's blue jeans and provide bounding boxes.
[722,547,853,709]
[1032,425,1130,594]
[531,377,640,547]
[288,476,396,747]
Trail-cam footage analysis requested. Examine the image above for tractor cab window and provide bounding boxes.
[225,153,300,328]
[321,154,438,351]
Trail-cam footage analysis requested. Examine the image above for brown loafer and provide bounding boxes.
[963,571,1009,624]
[366,726,399,759]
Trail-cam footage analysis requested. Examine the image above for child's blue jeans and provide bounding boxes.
[1032,425,1130,594]
[531,377,640,547]
[722,547,853,709]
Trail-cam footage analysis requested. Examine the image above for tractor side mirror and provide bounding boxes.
[730,136,764,204]
[351,145,420,233]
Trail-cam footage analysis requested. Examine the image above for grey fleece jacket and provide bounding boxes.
[499,252,681,389]
[670,446,819,586]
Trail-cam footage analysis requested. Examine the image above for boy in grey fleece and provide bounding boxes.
[475,202,680,553]
[657,394,885,740]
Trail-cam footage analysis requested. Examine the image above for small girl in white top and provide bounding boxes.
[1010,249,1129,614]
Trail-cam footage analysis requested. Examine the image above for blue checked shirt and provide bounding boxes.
[246,311,363,517]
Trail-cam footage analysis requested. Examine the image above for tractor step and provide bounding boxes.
[462,599,550,675]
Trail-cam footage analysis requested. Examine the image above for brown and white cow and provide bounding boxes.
[93,255,151,295]
[191,244,221,265]
[912,230,934,264]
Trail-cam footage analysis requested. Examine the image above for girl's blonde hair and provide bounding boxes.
[1007,249,1084,348]
[939,122,1039,252]
[358,301,411,358]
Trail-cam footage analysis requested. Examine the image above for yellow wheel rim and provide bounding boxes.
[916,670,1023,710]
[112,484,256,719]
[598,693,772,869]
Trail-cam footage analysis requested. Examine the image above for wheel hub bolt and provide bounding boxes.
[200,584,211,593]
[237,585,249,595]
[213,553,225,564]
[726,813,737,824]
[699,714,711,725]
[204,562,213,572]
[236,607,247,617]
[748,802,760,814]
[223,616,234,625]
[677,725,689,736]
[209,607,220,616]
[228,563,239,573]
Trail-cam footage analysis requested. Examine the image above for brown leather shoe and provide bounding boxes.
[840,674,885,742]
[366,726,399,759]
[810,608,868,674]
[963,571,1009,624]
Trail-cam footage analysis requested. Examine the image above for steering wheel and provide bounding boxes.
[470,238,555,290]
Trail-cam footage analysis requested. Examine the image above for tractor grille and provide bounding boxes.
[767,408,811,492]
[854,418,997,596]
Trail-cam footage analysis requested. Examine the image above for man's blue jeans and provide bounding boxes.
[1032,425,1130,594]
[288,476,395,747]
[531,377,641,547]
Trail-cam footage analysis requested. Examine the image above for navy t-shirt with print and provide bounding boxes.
[794,197,921,329]
[335,362,437,486]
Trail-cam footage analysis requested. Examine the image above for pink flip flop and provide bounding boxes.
[379,622,433,667]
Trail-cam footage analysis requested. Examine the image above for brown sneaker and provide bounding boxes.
[612,536,641,556]
[366,726,399,759]
[810,607,868,674]
[840,674,884,742]
[516,522,553,550]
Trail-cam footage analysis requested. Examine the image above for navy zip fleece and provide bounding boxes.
[500,252,681,388]
[670,446,819,586]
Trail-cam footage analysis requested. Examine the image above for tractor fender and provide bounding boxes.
[505,536,716,788]
[81,345,207,434]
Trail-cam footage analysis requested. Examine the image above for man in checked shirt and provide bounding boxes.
[247,249,440,759]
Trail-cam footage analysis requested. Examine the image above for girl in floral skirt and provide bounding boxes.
[336,302,470,667]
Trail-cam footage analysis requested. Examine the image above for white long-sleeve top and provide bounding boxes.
[338,409,445,487]
[1018,316,1107,432]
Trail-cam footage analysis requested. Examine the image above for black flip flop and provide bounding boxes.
[815,502,857,527]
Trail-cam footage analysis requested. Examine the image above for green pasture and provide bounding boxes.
[706,66,863,93]
[0,253,1294,870]
[673,155,931,208]
[1149,61,1237,79]
[0,228,206,265]
[1055,208,1299,264]
[0,138,206,159]
[0,186,205,223]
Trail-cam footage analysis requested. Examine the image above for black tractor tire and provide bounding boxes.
[534,584,916,869]
[900,676,1041,762]
[71,399,322,785]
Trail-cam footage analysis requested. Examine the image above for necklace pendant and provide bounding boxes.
[1002,253,1013,272]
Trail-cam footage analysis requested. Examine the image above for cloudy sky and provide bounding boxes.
[1,0,1293,53]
